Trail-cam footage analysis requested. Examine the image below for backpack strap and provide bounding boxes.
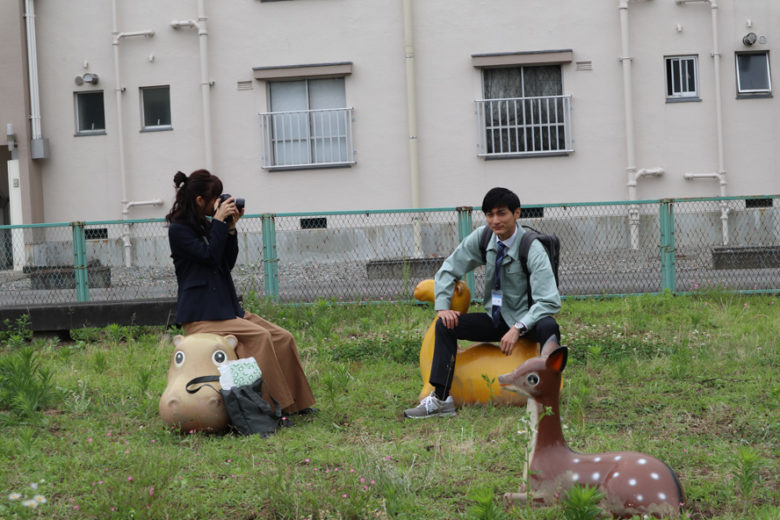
[478,225,493,263]
[518,226,539,308]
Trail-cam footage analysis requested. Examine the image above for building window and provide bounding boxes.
[74,91,106,135]
[736,52,772,96]
[665,55,699,101]
[476,65,573,157]
[140,86,172,131]
[261,77,354,169]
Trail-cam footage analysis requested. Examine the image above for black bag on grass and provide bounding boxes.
[186,375,282,437]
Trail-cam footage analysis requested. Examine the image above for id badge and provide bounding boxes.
[491,290,503,307]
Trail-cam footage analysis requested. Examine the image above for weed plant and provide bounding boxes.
[0,292,777,519]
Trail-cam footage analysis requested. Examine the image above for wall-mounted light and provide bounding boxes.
[6,123,17,153]
[74,72,99,86]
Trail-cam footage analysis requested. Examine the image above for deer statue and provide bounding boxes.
[498,347,684,518]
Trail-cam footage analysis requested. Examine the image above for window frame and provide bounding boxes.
[476,64,573,159]
[139,85,173,132]
[261,76,355,170]
[735,51,772,97]
[74,90,106,136]
[665,55,700,102]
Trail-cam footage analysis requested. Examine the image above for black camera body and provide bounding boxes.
[218,193,245,211]
[218,193,245,223]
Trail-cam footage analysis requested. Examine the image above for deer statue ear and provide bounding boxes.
[454,283,462,296]
[546,346,568,373]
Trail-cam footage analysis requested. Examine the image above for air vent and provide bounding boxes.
[85,228,108,240]
[301,217,327,230]
[237,81,253,91]
[576,61,592,71]
[746,198,772,208]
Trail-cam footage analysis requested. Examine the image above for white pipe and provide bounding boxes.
[112,0,155,267]
[24,0,42,140]
[403,0,422,256]
[170,0,213,170]
[124,199,164,211]
[198,0,213,171]
[402,0,420,210]
[679,0,728,244]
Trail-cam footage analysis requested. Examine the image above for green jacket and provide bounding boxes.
[434,224,561,329]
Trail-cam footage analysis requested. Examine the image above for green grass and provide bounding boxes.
[0,292,778,519]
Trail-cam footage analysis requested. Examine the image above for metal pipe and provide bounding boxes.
[403,0,422,256]
[170,0,213,170]
[679,0,728,244]
[24,0,42,140]
[112,0,155,267]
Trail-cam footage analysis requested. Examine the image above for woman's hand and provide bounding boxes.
[212,197,239,223]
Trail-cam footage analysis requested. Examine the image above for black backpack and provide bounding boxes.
[479,224,560,306]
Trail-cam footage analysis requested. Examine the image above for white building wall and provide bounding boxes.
[23,0,780,224]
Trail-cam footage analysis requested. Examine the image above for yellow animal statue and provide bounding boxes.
[159,333,238,433]
[414,279,539,406]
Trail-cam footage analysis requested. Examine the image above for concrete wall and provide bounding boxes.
[2,0,778,225]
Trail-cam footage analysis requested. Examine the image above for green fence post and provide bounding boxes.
[261,214,279,301]
[456,206,475,295]
[72,221,89,302]
[659,199,677,293]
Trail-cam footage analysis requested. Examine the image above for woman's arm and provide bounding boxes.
[169,220,231,266]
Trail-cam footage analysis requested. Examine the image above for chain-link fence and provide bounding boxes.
[1,196,778,307]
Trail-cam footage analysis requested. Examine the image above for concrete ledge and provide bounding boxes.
[0,298,178,335]
[712,246,780,269]
[366,257,444,280]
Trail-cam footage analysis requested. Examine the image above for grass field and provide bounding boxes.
[0,291,778,519]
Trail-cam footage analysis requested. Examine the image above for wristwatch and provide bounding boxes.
[513,322,527,333]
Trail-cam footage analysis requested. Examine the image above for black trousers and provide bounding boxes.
[429,313,560,397]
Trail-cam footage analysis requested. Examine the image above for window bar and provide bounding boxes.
[546,98,552,152]
[513,99,520,153]
[675,59,682,95]
[521,97,528,152]
[553,97,560,151]
[529,99,537,152]
[306,111,313,166]
[489,101,496,155]
[272,114,280,167]
[501,99,512,153]
[327,110,334,163]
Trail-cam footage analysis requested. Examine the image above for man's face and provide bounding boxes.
[484,206,521,240]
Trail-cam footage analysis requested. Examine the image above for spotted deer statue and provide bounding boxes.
[498,347,684,518]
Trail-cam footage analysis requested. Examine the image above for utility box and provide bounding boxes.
[31,137,49,159]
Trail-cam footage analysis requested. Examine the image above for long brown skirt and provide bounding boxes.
[182,311,315,413]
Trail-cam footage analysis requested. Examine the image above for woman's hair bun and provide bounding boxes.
[173,170,188,188]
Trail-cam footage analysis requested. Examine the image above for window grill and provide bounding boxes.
[260,107,355,169]
[475,95,573,158]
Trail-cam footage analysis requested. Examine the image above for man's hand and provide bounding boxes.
[500,326,520,355]
[437,310,461,329]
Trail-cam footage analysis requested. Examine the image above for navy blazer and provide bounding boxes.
[168,219,243,325]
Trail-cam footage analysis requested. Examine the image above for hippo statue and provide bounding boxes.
[159,333,238,433]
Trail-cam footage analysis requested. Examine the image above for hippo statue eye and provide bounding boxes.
[212,350,227,366]
[526,373,540,386]
[174,351,185,367]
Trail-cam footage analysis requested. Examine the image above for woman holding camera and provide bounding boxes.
[166,169,315,414]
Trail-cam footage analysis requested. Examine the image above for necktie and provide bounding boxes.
[491,241,506,327]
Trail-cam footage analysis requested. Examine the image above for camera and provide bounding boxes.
[218,193,245,223]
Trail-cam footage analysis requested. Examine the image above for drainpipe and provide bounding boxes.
[678,0,728,244]
[24,0,47,158]
[618,0,665,249]
[402,0,423,256]
[112,0,155,267]
[170,0,213,170]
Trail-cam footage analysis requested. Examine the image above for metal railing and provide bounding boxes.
[1,196,778,307]
[260,107,355,169]
[476,94,574,157]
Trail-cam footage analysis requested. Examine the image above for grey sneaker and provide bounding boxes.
[403,392,456,419]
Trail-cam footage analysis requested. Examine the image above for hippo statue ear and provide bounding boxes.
[223,335,238,349]
[173,335,185,347]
